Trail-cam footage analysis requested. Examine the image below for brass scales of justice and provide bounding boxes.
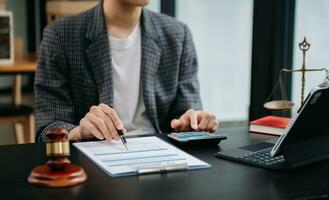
[263,37,329,112]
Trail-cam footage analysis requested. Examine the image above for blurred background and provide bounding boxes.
[0,0,328,145]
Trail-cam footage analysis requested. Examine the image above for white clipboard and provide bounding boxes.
[73,136,211,177]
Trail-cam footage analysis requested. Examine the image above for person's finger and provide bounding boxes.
[171,119,179,129]
[189,109,198,130]
[90,106,112,140]
[122,127,127,133]
[210,120,219,132]
[80,118,104,140]
[171,119,185,130]
[85,113,109,140]
[99,103,124,130]
[197,114,211,131]
[206,120,215,132]
[98,104,122,140]
[107,118,120,141]
[205,114,217,132]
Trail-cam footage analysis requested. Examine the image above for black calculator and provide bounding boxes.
[168,131,227,144]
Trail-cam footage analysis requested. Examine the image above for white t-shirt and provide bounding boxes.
[109,22,155,135]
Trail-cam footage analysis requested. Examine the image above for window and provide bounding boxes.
[292,0,329,112]
[176,0,253,125]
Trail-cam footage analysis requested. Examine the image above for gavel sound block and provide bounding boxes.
[28,128,87,187]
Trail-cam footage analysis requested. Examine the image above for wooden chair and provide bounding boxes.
[0,38,35,144]
[0,76,35,144]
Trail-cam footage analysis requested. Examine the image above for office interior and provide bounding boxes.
[1,0,327,145]
[2,1,329,199]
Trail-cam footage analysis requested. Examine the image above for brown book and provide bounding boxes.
[249,115,290,136]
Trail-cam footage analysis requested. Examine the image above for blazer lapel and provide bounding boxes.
[85,2,113,106]
[84,5,162,130]
[141,9,162,131]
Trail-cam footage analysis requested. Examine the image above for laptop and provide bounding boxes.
[215,82,329,170]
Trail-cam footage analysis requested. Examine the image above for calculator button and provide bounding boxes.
[177,134,188,138]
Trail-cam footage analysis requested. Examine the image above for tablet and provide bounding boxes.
[271,81,329,157]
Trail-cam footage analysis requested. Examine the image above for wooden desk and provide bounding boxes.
[1,127,329,200]
[0,58,36,74]
[0,57,36,104]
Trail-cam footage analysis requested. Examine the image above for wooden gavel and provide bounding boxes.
[28,128,87,187]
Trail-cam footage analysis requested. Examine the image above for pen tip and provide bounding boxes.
[124,144,128,151]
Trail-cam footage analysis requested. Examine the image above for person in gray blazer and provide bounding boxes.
[35,0,219,142]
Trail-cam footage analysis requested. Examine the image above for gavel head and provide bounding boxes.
[46,128,71,171]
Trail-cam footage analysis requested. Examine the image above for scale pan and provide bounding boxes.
[263,100,294,111]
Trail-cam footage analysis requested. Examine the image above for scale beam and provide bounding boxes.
[264,37,329,112]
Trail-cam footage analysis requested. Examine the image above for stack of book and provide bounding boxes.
[249,115,290,136]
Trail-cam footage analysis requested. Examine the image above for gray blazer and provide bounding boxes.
[35,2,202,142]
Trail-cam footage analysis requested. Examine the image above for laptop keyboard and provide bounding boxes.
[239,148,285,166]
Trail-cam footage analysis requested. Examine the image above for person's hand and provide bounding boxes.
[170,109,219,132]
[68,103,125,141]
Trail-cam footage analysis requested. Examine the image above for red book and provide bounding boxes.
[249,115,290,136]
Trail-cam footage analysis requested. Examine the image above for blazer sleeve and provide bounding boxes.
[170,25,203,119]
[34,25,76,142]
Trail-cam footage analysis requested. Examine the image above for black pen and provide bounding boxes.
[118,129,128,151]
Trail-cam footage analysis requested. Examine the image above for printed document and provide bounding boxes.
[73,136,211,177]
